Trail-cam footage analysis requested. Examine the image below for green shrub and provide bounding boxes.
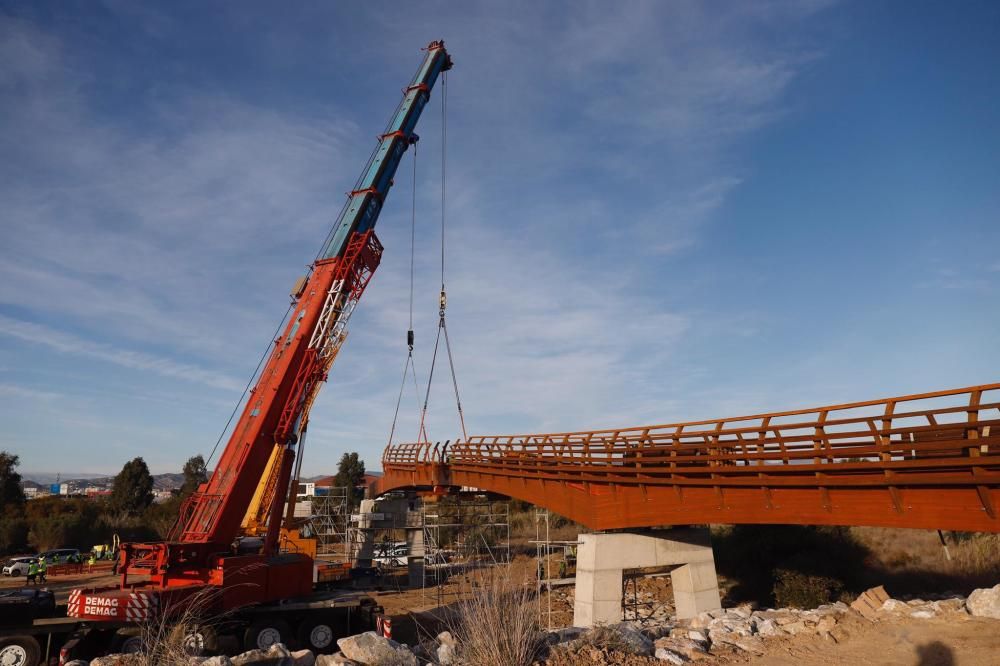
[713,524,872,606]
[773,568,844,608]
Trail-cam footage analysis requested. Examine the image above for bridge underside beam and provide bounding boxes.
[425,472,1000,532]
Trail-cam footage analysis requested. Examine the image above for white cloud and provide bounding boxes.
[0,4,838,472]
[0,315,242,391]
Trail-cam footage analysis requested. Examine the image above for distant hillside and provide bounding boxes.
[23,472,185,490]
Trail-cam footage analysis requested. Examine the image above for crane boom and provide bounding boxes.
[174,41,452,553]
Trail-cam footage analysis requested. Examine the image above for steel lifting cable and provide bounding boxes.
[419,71,469,443]
[388,141,428,446]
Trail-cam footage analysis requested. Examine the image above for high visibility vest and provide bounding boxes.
[28,563,38,575]
[38,559,46,571]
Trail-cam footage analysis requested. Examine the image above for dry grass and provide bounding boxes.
[113,587,227,665]
[851,527,1000,591]
[444,564,544,666]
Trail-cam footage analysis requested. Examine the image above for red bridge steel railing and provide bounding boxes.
[378,383,1000,532]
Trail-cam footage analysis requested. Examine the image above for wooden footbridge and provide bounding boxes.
[377,383,1000,532]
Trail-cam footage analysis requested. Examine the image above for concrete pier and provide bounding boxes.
[572,528,721,627]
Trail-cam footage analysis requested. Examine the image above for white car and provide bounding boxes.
[2,557,37,577]
[373,544,409,567]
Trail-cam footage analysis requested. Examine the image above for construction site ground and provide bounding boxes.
[6,558,998,664]
[355,554,998,665]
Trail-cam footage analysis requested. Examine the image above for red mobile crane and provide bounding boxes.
[66,40,453,651]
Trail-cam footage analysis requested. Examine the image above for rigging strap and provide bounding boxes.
[417,71,468,442]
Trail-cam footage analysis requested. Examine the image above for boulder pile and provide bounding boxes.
[63,584,1000,665]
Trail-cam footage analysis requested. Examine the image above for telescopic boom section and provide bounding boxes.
[175,41,453,551]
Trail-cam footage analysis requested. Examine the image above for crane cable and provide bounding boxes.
[387,140,428,446]
[418,71,468,443]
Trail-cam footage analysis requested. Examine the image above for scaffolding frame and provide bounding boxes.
[530,508,583,630]
[304,486,351,561]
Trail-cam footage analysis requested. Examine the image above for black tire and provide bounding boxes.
[244,618,292,651]
[297,615,337,653]
[0,635,41,666]
[111,628,143,654]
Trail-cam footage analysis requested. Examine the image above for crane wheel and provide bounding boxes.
[0,635,41,666]
[297,616,336,652]
[181,625,219,656]
[110,628,143,654]
[244,619,292,651]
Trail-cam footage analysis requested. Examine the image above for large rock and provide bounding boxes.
[932,598,968,614]
[91,657,131,666]
[290,650,315,666]
[606,623,654,656]
[654,647,689,664]
[754,618,782,637]
[232,643,292,666]
[967,584,1000,619]
[336,632,417,666]
[191,658,234,666]
[436,643,456,665]
[654,637,708,660]
[314,654,357,665]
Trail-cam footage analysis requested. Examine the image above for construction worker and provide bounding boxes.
[87,552,96,573]
[37,557,47,584]
[26,559,38,585]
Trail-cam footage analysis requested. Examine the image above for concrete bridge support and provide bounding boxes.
[572,527,721,627]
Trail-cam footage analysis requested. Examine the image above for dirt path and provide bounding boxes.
[0,570,121,603]
[742,613,1000,666]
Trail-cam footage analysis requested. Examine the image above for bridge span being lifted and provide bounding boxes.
[377,382,1000,533]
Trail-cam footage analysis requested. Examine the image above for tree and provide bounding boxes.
[0,451,26,510]
[333,452,365,504]
[180,455,209,498]
[0,452,28,553]
[110,457,154,516]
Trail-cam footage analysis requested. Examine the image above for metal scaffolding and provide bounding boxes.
[305,487,351,561]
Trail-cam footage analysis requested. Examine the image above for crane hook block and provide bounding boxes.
[407,329,414,348]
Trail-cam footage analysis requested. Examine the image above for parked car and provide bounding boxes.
[373,543,409,567]
[2,557,37,577]
[37,549,81,564]
[0,588,56,625]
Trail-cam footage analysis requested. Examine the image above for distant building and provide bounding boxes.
[152,489,176,503]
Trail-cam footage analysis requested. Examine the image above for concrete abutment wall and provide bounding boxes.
[572,527,722,627]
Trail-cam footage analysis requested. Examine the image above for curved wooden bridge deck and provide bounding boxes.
[376,383,1000,532]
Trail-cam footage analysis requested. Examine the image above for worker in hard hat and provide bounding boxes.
[26,559,38,585]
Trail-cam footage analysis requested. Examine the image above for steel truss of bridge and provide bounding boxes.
[378,383,1000,533]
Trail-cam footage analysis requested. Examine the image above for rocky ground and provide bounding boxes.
[67,583,1000,666]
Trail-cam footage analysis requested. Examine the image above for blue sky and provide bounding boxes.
[1,1,998,477]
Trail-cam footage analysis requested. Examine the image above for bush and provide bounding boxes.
[773,569,845,608]
[713,524,872,606]
[0,516,28,554]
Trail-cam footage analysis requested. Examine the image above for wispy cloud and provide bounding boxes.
[0,3,844,472]
[0,383,61,401]
[0,315,241,391]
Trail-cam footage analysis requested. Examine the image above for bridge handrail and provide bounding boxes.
[381,384,1000,487]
